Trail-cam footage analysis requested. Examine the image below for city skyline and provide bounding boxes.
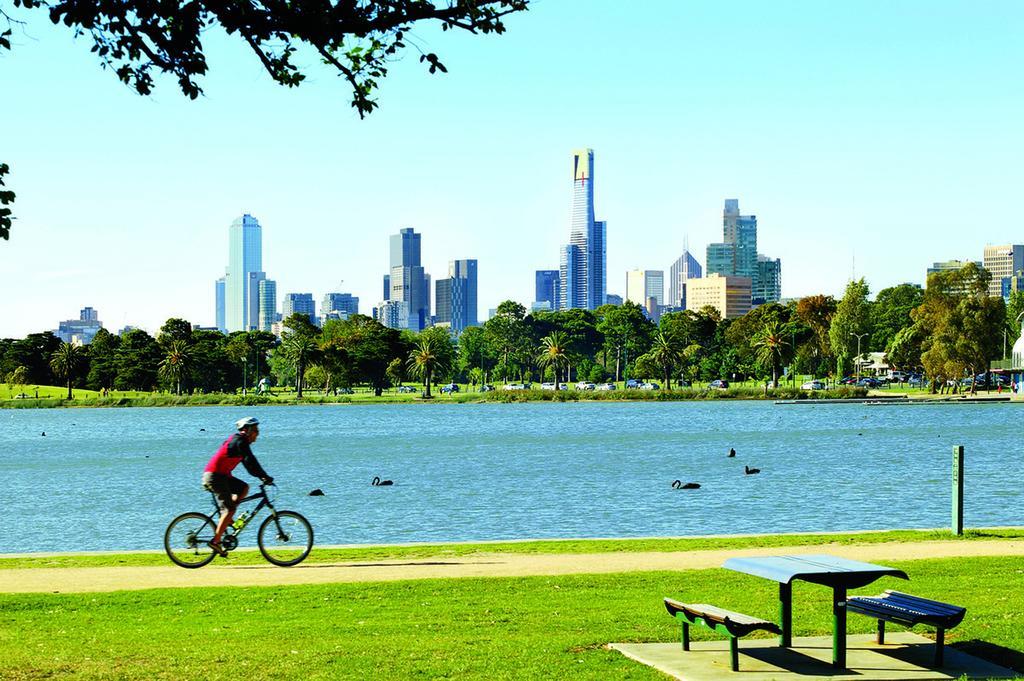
[3,2,1023,337]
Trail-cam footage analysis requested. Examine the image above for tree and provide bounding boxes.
[0,162,12,240]
[157,318,193,349]
[85,328,120,391]
[158,339,191,395]
[407,329,453,398]
[1,2,529,234]
[49,341,84,400]
[595,302,655,381]
[536,332,570,390]
[642,330,684,389]
[282,332,319,398]
[114,329,162,390]
[483,301,532,382]
[1004,290,1024,359]
[322,315,405,396]
[870,284,923,353]
[752,320,789,388]
[6,365,27,395]
[829,279,872,377]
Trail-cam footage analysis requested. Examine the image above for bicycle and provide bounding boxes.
[164,483,313,568]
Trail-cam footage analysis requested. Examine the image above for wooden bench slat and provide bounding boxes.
[664,598,781,637]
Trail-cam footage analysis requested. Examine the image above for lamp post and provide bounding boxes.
[850,332,869,381]
[242,357,247,396]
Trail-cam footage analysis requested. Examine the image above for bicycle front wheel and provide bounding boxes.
[164,512,217,568]
[257,510,313,566]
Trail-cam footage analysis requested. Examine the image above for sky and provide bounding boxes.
[1,1,1023,338]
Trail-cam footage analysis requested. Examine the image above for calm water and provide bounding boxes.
[0,401,1019,553]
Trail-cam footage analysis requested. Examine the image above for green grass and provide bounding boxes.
[1,556,1022,679]
[3,528,1022,570]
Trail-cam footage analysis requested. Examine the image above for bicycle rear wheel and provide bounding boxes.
[164,512,217,568]
[257,510,313,566]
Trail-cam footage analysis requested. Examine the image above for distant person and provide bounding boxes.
[202,417,274,556]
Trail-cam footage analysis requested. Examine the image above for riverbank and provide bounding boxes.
[0,385,876,408]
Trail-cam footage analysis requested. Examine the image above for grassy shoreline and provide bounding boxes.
[0,385,876,409]
[3,527,1022,570]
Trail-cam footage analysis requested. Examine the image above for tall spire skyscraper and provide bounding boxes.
[222,214,266,332]
[560,149,606,310]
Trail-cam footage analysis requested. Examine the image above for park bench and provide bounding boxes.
[664,598,782,671]
[846,590,966,666]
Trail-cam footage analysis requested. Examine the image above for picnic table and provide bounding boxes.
[723,554,908,669]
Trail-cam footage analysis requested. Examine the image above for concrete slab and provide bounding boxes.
[609,632,1019,680]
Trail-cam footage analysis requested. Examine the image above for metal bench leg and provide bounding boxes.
[934,628,944,667]
[682,622,690,651]
[877,619,885,644]
[779,582,792,647]
[832,587,847,669]
[730,636,739,672]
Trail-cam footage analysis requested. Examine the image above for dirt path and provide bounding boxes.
[4,539,1024,594]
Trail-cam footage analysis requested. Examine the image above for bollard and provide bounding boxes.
[952,445,964,535]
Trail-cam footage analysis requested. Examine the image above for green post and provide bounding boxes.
[952,445,964,535]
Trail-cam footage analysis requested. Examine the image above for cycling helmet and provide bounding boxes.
[236,416,260,431]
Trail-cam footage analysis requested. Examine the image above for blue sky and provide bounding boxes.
[2,1,1022,337]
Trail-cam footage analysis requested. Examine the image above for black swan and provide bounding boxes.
[744,465,761,475]
[672,480,700,490]
[727,448,736,457]
[372,476,394,486]
[308,488,325,496]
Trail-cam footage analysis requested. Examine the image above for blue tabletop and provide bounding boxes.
[724,554,909,589]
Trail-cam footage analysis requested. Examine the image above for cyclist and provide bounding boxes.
[202,417,274,557]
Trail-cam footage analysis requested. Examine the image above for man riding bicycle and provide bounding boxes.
[202,417,273,557]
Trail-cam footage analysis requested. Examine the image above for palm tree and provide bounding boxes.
[49,342,84,400]
[158,340,191,395]
[647,330,684,390]
[536,332,571,390]
[753,320,789,388]
[407,335,450,398]
[283,333,319,398]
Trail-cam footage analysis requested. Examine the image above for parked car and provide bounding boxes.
[857,377,882,388]
[502,383,530,391]
[13,393,30,399]
[839,376,858,385]
[908,374,924,386]
[440,383,460,393]
[540,382,568,391]
[595,382,616,391]
[801,380,826,390]
[575,381,596,391]
[479,384,495,392]
[888,371,908,383]
[708,379,729,389]
[396,385,417,394]
[639,382,660,390]
[625,378,641,389]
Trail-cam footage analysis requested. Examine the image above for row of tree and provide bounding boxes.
[3,264,1019,398]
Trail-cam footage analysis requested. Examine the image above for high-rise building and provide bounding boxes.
[258,279,277,332]
[707,199,757,282]
[375,300,410,330]
[215,277,226,332]
[560,149,606,310]
[435,278,453,325]
[753,256,782,305]
[56,307,103,344]
[983,244,1024,297]
[448,259,478,333]
[926,259,983,281]
[382,227,430,330]
[685,274,752,319]
[606,293,623,306]
[534,270,560,310]
[668,250,702,309]
[223,214,264,332]
[282,293,316,326]
[322,293,359,319]
[625,270,664,307]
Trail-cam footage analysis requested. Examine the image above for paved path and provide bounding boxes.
[4,540,1024,594]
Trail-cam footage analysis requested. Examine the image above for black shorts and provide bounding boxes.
[202,472,247,512]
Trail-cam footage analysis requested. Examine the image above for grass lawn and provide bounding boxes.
[3,528,1022,570]
[1,556,1022,679]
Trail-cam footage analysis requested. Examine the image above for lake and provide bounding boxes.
[0,401,1018,553]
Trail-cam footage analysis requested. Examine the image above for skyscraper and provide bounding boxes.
[258,279,277,332]
[448,259,478,333]
[625,270,664,307]
[753,256,782,305]
[707,199,757,282]
[322,292,359,319]
[983,244,1024,297]
[215,277,226,332]
[435,278,453,325]
[560,149,606,310]
[383,227,430,330]
[216,214,270,332]
[534,270,560,310]
[282,293,316,325]
[668,250,702,308]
